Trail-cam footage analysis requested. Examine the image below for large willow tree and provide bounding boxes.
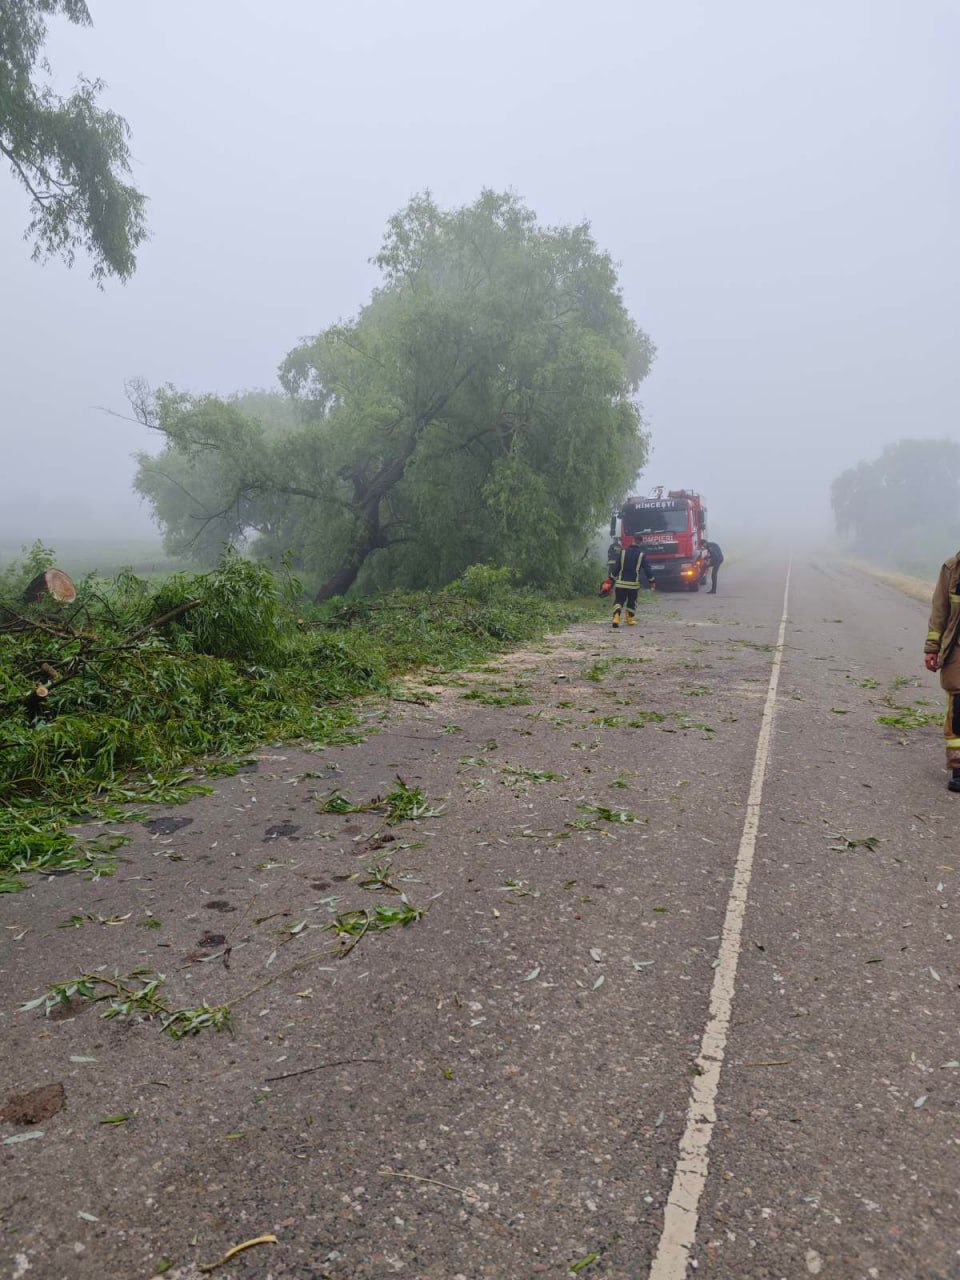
[135,191,654,599]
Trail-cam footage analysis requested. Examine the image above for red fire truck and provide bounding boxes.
[610,489,710,592]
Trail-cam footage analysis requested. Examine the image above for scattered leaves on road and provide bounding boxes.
[828,834,880,852]
[569,1251,601,1273]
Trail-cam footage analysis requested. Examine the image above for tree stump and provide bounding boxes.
[22,568,76,604]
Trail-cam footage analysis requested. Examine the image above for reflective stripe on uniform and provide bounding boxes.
[951,594,960,604]
[946,738,960,748]
[927,630,942,642]
[614,547,643,588]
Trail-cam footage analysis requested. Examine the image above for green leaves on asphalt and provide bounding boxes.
[828,834,880,852]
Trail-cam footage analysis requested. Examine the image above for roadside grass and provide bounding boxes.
[844,557,934,604]
[0,552,604,887]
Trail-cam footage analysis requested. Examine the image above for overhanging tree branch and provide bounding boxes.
[2,3,146,283]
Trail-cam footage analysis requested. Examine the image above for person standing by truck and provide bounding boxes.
[704,540,724,594]
[923,548,960,792]
[607,541,655,628]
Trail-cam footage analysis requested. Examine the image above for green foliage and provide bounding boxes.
[317,779,444,822]
[875,703,942,730]
[576,802,638,824]
[626,710,667,726]
[148,551,288,665]
[317,569,596,671]
[133,389,306,566]
[357,858,403,893]
[500,763,563,785]
[0,555,381,879]
[381,779,444,823]
[0,0,147,282]
[462,686,533,706]
[327,898,426,940]
[135,190,653,598]
[831,440,960,572]
[0,539,56,597]
[828,834,880,852]
[319,790,365,815]
[21,970,231,1038]
[448,563,518,604]
[0,553,597,882]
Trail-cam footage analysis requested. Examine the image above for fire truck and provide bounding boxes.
[610,488,710,592]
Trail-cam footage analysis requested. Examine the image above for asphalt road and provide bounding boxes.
[1,552,956,1280]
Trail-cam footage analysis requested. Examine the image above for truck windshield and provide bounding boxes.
[623,505,689,535]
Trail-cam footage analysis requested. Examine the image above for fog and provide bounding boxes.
[3,0,959,548]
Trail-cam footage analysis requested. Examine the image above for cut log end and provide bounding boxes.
[22,569,77,605]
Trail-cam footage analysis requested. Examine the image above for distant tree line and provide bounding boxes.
[831,440,960,573]
[134,191,654,599]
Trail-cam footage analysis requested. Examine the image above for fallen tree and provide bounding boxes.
[0,553,597,886]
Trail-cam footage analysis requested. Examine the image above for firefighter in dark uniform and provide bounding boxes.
[704,540,724,594]
[924,548,960,791]
[607,540,655,628]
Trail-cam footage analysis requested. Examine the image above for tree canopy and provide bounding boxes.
[830,439,960,568]
[135,191,654,599]
[0,0,147,282]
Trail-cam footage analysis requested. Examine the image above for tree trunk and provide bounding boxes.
[314,560,367,602]
[311,389,460,602]
[22,568,76,604]
[313,504,387,603]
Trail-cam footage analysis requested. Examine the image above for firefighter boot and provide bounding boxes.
[611,608,621,629]
[626,609,637,626]
[949,769,960,793]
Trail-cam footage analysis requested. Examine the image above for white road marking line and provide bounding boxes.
[648,564,792,1280]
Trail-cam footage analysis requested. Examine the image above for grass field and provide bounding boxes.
[0,537,200,581]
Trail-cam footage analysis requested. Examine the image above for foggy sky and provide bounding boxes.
[3,0,959,545]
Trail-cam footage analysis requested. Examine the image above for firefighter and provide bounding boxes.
[923,548,960,791]
[607,540,655,628]
[704,540,724,593]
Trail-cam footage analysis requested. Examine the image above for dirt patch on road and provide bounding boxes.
[0,1083,66,1125]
